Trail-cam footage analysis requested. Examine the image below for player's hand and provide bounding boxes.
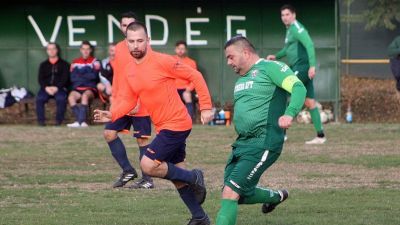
[93,109,112,123]
[200,109,214,125]
[278,115,293,129]
[308,67,316,79]
[266,55,276,60]
[128,103,140,115]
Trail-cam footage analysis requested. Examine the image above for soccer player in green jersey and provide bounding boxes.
[215,36,306,225]
[267,4,327,144]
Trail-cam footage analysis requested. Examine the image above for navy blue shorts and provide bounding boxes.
[105,115,151,138]
[177,88,186,103]
[146,129,191,164]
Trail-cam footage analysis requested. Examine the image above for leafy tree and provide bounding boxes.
[364,0,400,30]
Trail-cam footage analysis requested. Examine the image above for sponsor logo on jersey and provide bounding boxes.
[247,150,269,180]
[251,69,258,78]
[234,81,254,93]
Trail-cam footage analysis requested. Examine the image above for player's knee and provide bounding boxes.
[136,137,149,146]
[140,158,159,176]
[103,130,117,142]
[221,185,240,200]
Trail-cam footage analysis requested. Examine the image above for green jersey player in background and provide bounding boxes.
[267,4,326,144]
[216,36,306,225]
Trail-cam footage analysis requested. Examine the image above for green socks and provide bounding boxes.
[216,199,238,225]
[309,107,324,134]
[216,188,282,224]
[238,187,281,205]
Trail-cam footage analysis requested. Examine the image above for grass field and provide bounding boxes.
[0,123,399,225]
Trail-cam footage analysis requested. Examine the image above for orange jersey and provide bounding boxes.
[110,40,149,116]
[111,48,212,133]
[174,56,197,91]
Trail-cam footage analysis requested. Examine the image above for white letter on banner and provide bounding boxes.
[226,15,246,40]
[108,14,120,43]
[67,15,97,46]
[186,18,209,45]
[145,15,168,45]
[28,15,62,47]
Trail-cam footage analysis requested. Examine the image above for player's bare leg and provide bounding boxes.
[129,137,154,189]
[104,129,138,188]
[305,98,326,144]
[172,162,210,225]
[140,156,207,203]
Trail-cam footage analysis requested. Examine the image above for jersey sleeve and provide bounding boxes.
[388,36,400,58]
[110,69,138,122]
[275,45,288,59]
[162,55,212,110]
[292,26,316,67]
[267,61,306,117]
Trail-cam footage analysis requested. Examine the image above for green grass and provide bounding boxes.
[0,123,400,225]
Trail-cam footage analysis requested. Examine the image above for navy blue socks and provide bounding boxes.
[178,185,206,219]
[165,162,195,184]
[107,137,134,173]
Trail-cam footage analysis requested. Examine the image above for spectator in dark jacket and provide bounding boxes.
[388,36,400,93]
[36,42,70,126]
[67,40,100,128]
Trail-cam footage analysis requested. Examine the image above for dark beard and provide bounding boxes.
[130,48,147,59]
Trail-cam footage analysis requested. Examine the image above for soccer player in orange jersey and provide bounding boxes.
[103,12,153,189]
[94,22,214,225]
[174,40,198,120]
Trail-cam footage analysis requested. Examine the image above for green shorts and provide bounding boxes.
[223,146,281,197]
[293,68,315,99]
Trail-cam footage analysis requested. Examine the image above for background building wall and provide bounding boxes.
[0,0,338,105]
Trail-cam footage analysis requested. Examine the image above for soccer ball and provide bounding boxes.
[320,111,328,124]
[297,110,311,124]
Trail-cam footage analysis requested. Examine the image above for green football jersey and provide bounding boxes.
[275,20,316,69]
[232,59,306,150]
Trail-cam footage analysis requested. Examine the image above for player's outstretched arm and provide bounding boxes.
[164,55,213,112]
[93,109,112,123]
[275,45,288,60]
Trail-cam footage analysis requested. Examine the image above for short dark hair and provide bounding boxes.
[224,35,256,53]
[280,4,296,13]
[175,40,187,48]
[80,40,94,56]
[121,11,138,20]
[47,42,61,57]
[126,21,148,36]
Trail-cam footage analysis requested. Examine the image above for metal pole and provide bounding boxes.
[335,0,341,122]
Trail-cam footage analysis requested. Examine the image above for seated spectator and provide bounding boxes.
[67,40,100,128]
[173,40,198,120]
[97,43,115,103]
[36,42,70,126]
